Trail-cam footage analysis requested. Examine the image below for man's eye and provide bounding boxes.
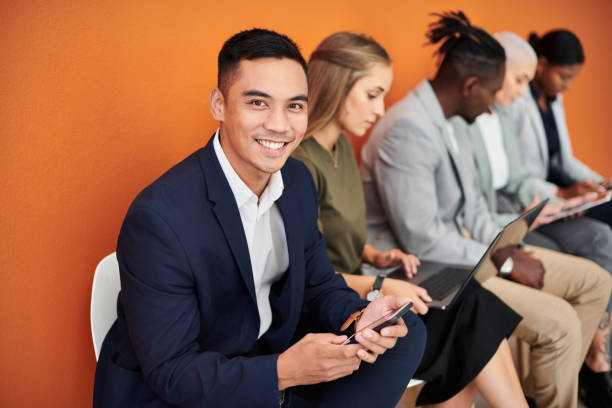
[288,103,304,111]
[249,100,266,107]
[368,93,378,100]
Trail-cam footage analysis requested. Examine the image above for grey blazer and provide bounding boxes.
[361,80,499,266]
[512,93,602,184]
[468,105,563,227]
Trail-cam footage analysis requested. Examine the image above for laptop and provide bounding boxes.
[386,199,549,310]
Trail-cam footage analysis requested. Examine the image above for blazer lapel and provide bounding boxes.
[441,124,467,197]
[525,97,549,168]
[416,80,466,196]
[498,107,524,184]
[468,124,493,197]
[199,140,257,305]
[275,184,304,329]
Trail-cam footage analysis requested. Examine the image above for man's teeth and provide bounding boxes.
[258,140,285,150]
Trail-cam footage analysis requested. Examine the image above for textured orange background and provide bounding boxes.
[1,0,611,405]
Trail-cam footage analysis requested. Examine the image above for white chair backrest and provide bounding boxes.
[90,252,121,361]
[407,379,423,388]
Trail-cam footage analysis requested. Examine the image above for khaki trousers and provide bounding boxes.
[481,246,611,408]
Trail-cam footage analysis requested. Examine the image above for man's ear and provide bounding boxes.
[209,87,226,121]
[461,76,479,97]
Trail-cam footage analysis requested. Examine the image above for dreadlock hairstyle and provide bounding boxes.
[426,11,506,79]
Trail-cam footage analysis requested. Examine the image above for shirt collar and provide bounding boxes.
[529,82,557,104]
[212,129,284,210]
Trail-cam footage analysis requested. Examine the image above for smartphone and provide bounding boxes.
[343,302,413,345]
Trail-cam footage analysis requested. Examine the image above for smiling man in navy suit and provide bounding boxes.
[93,28,426,407]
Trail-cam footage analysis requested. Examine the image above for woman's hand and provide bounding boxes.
[381,279,431,315]
[372,248,421,278]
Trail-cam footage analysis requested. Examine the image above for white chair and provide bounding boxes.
[90,252,121,361]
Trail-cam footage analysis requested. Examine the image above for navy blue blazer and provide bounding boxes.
[93,138,367,407]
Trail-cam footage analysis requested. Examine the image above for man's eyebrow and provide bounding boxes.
[243,90,307,103]
[290,95,308,103]
[243,90,271,98]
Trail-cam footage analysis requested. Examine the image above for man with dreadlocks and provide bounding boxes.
[361,11,611,408]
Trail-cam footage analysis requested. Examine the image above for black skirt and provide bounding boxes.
[414,279,522,405]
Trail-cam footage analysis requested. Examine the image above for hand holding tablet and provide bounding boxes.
[547,191,612,222]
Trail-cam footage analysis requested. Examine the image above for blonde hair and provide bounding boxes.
[306,32,391,137]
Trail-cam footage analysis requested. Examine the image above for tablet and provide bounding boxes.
[548,191,612,222]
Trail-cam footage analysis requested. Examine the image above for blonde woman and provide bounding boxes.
[293,31,527,408]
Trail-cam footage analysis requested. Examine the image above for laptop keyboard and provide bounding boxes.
[419,268,471,300]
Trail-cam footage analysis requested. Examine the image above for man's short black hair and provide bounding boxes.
[217,28,308,96]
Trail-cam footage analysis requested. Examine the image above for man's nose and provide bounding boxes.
[264,107,290,133]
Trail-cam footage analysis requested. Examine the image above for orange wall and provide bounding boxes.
[1,1,611,405]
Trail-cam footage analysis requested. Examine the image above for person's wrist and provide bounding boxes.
[368,250,381,266]
[380,278,392,295]
[277,352,295,390]
[366,275,385,301]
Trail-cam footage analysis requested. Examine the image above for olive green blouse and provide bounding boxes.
[292,134,366,274]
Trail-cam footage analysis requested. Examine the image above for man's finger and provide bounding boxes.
[380,319,408,338]
[328,335,348,345]
[355,331,387,355]
[357,348,378,364]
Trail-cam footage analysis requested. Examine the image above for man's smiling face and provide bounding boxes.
[212,57,308,190]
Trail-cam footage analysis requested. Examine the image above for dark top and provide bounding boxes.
[93,138,368,408]
[529,83,574,186]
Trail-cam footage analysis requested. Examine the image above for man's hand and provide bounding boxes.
[509,249,546,289]
[556,181,605,199]
[353,296,410,364]
[601,178,612,191]
[492,246,545,289]
[373,249,421,278]
[381,279,431,315]
[277,333,363,390]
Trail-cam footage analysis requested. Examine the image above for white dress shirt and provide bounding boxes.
[213,130,289,338]
[476,111,510,189]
